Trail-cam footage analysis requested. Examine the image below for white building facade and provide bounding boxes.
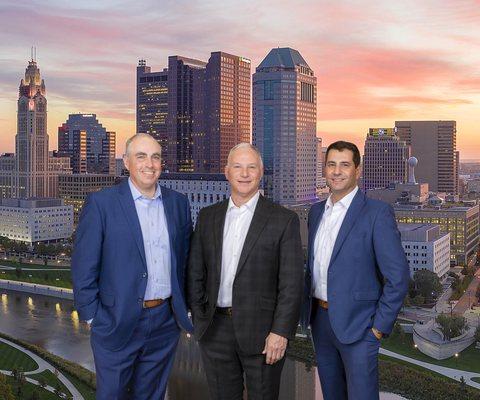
[398,223,450,279]
[0,198,73,243]
[159,173,230,225]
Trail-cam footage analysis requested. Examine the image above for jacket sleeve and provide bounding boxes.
[372,204,410,335]
[186,209,207,317]
[71,193,104,321]
[271,213,304,339]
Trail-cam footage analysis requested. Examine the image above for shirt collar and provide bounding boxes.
[228,191,260,213]
[326,186,359,211]
[128,178,162,201]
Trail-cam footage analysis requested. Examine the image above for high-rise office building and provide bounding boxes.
[395,121,458,194]
[14,58,49,197]
[253,48,317,205]
[199,52,251,172]
[167,56,207,172]
[58,114,116,175]
[363,128,409,191]
[140,52,251,173]
[136,60,169,168]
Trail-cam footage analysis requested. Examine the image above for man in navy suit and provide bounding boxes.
[302,141,409,400]
[72,133,192,399]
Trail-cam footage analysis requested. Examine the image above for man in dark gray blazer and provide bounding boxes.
[188,143,303,400]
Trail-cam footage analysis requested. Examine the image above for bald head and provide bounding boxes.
[226,143,263,168]
[125,133,161,156]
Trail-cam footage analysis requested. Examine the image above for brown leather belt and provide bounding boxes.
[315,298,329,309]
[143,298,168,309]
[216,307,233,316]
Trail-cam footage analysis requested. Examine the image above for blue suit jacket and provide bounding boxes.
[301,190,409,344]
[72,179,193,351]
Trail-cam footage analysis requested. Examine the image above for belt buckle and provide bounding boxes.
[227,307,233,316]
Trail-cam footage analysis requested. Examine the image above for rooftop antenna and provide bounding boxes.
[31,46,33,61]
[34,46,36,61]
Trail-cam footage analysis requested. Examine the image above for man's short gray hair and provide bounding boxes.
[227,143,263,168]
[124,133,160,156]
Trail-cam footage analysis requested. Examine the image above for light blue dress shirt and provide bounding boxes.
[128,179,171,300]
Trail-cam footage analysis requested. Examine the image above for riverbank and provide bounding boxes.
[0,280,73,300]
[0,332,95,400]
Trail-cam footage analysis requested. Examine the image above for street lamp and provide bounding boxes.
[455,353,459,368]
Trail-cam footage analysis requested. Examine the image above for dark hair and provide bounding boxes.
[325,141,361,167]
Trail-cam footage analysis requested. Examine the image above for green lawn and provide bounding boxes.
[473,377,480,384]
[0,341,38,372]
[28,370,71,397]
[0,269,72,289]
[1,373,61,400]
[382,333,480,374]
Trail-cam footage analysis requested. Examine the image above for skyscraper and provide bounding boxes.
[395,121,458,194]
[14,58,49,197]
[136,60,169,168]
[166,56,207,172]
[140,52,251,173]
[363,128,409,191]
[200,52,251,172]
[253,47,317,205]
[58,114,116,175]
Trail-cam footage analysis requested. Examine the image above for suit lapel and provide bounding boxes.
[328,190,366,268]
[308,201,326,272]
[117,180,147,269]
[235,195,272,278]
[161,187,177,244]
[214,200,229,279]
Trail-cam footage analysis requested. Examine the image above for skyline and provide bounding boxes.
[1,0,480,158]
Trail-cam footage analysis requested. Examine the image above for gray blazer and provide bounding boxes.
[187,195,304,355]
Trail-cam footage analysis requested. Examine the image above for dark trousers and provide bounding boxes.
[91,301,180,400]
[199,312,285,400]
[311,307,380,400]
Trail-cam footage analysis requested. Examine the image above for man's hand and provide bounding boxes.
[371,327,383,340]
[262,332,288,365]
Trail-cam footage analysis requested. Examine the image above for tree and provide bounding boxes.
[15,267,22,278]
[435,313,468,341]
[413,270,442,303]
[475,326,480,343]
[459,376,467,395]
[411,294,425,306]
[0,373,15,400]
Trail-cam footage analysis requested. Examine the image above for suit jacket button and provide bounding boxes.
[142,272,147,278]
[138,298,143,303]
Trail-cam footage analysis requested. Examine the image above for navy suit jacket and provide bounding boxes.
[301,190,409,344]
[72,179,193,351]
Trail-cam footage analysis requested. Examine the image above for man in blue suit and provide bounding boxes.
[72,133,193,399]
[302,141,409,400]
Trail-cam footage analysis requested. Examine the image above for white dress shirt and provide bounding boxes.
[313,187,358,301]
[217,191,260,307]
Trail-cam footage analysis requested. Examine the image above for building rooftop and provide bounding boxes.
[257,47,310,70]
[1,198,64,208]
[159,173,227,181]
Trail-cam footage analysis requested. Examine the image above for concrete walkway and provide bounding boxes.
[380,347,480,389]
[0,265,70,271]
[0,336,84,399]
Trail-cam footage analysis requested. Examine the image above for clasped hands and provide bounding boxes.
[262,332,288,365]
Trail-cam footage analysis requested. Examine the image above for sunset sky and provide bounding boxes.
[1,0,479,159]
